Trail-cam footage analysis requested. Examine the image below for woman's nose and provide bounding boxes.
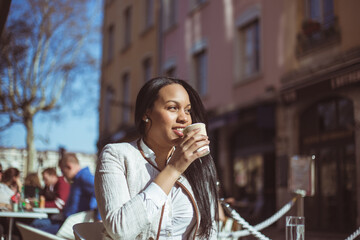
[177,110,188,123]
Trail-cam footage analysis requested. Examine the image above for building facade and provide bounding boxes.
[277,0,360,233]
[99,0,360,235]
[98,0,161,149]
[161,0,282,224]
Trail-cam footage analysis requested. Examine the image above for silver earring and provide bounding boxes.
[145,118,149,123]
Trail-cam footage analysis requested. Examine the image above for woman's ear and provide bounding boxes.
[143,110,151,122]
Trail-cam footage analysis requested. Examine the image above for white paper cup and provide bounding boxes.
[183,123,210,157]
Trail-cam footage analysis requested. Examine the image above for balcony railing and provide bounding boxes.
[296,16,341,57]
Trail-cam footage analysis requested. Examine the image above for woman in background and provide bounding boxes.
[0,167,21,207]
[24,172,41,199]
[95,77,219,239]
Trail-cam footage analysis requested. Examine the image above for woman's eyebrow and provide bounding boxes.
[165,100,191,107]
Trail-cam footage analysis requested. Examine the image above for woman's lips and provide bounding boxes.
[173,128,184,137]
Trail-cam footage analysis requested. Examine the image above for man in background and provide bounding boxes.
[31,153,99,234]
[60,153,99,219]
[41,168,70,210]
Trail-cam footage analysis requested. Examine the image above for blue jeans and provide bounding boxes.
[30,218,62,234]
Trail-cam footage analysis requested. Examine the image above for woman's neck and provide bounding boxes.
[143,137,173,170]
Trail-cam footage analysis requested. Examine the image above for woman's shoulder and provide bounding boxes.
[0,183,14,196]
[102,141,136,151]
[100,141,140,160]
[0,183,11,192]
[97,140,147,175]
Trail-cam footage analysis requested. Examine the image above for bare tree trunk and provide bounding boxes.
[24,116,36,175]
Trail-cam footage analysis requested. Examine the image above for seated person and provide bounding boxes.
[31,153,100,234]
[0,168,21,208]
[60,153,99,219]
[41,168,70,210]
[24,172,41,199]
[0,168,21,239]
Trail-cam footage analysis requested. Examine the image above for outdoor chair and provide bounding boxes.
[73,222,104,240]
[16,222,65,240]
[56,210,96,240]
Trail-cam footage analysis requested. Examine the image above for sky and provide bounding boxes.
[0,0,102,155]
[0,106,99,154]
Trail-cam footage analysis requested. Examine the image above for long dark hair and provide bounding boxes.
[135,77,219,239]
[2,167,20,189]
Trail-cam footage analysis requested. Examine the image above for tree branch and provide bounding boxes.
[0,119,20,131]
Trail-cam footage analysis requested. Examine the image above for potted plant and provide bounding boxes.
[302,19,321,36]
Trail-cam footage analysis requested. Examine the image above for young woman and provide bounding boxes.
[24,172,42,199]
[0,167,21,207]
[95,77,219,239]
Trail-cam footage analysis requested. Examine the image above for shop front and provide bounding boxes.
[280,63,360,233]
[300,97,356,232]
[210,104,277,225]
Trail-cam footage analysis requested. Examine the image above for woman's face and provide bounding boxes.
[144,84,192,148]
[10,175,21,191]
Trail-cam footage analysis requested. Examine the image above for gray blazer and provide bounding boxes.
[95,140,217,240]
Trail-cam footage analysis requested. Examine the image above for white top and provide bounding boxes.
[0,183,14,204]
[140,139,196,239]
[95,139,217,240]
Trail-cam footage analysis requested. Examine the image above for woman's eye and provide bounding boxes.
[168,106,177,111]
[185,109,191,114]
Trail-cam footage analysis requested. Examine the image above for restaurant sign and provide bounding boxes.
[281,68,360,104]
[331,69,360,89]
[288,155,315,196]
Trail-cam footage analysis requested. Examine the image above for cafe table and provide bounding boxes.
[33,207,60,214]
[0,210,48,240]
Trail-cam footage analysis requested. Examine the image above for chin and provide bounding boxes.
[170,137,182,144]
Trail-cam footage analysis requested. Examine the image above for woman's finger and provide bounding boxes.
[179,128,204,149]
[186,138,209,155]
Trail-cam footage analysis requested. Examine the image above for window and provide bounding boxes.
[163,0,177,31]
[163,58,176,77]
[300,98,354,139]
[191,0,207,9]
[124,6,132,47]
[166,67,176,78]
[122,73,131,123]
[104,87,114,131]
[143,57,152,82]
[195,0,207,5]
[240,19,260,79]
[194,50,207,96]
[297,0,338,56]
[233,154,264,213]
[145,0,154,29]
[107,25,114,63]
[305,0,335,29]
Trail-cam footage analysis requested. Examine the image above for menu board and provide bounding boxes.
[288,155,315,196]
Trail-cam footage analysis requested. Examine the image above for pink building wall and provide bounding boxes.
[163,0,284,112]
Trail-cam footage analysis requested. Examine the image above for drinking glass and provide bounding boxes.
[286,216,305,240]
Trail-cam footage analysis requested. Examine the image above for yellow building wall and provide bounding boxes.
[99,0,160,140]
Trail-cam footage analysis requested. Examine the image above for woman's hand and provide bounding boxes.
[15,177,23,192]
[168,128,210,174]
[153,128,209,194]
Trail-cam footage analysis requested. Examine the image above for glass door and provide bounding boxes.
[300,97,356,232]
